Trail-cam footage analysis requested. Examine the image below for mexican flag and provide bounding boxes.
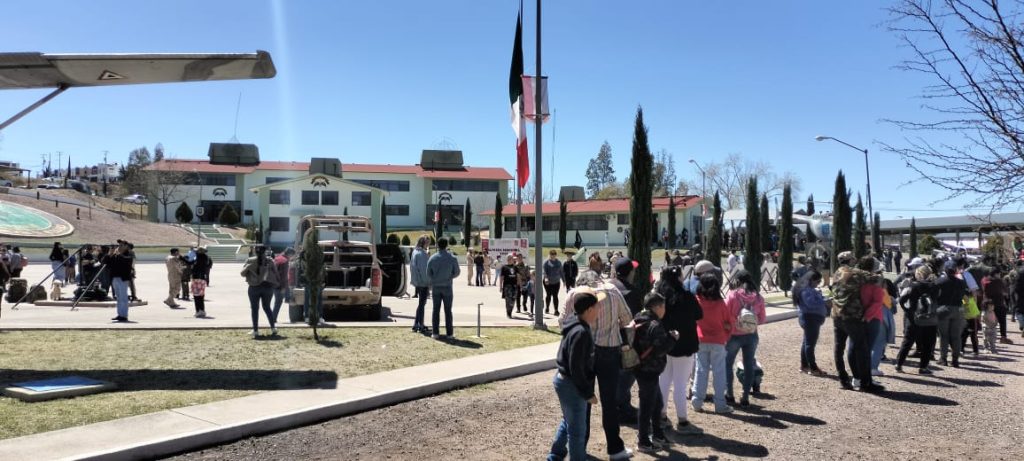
[509,6,528,189]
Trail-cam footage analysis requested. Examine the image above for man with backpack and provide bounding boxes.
[830,251,884,393]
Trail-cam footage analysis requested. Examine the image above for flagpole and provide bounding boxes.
[532,0,545,331]
[516,167,521,238]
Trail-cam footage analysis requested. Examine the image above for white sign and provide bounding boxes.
[195,206,205,217]
[482,238,530,260]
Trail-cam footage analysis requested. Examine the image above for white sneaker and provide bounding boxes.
[250,330,259,338]
[871,369,885,377]
[715,405,734,414]
[852,378,861,389]
[609,447,633,460]
[271,327,278,336]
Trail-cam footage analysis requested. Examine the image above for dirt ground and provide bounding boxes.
[168,318,1024,461]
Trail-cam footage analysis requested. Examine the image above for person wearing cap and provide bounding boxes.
[164,248,183,309]
[543,250,564,315]
[935,259,968,367]
[830,251,880,392]
[684,260,715,295]
[609,257,642,420]
[654,264,702,429]
[547,291,601,461]
[558,270,634,460]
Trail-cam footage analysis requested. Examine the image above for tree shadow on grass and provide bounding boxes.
[675,432,770,458]
[1,369,338,391]
[875,389,958,406]
[887,374,956,388]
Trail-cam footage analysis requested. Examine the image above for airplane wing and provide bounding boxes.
[0,50,276,89]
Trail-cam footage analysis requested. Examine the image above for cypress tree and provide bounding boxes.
[910,217,918,258]
[175,202,193,224]
[831,171,852,271]
[494,193,503,239]
[707,191,723,267]
[558,193,568,250]
[463,198,472,246]
[872,212,882,258]
[744,177,762,286]
[854,194,867,258]
[628,106,654,293]
[807,194,815,215]
[667,197,677,250]
[760,193,770,251]
[779,183,794,293]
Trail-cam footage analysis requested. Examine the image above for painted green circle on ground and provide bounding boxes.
[0,200,74,238]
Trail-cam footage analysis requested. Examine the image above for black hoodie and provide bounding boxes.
[556,317,596,400]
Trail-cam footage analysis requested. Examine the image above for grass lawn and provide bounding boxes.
[0,327,559,440]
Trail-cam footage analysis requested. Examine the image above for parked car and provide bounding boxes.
[121,194,148,204]
[0,180,13,187]
[288,215,406,321]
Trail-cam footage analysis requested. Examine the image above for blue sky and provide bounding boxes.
[0,1,979,218]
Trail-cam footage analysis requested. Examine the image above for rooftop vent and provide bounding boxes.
[309,157,342,176]
[208,143,260,166]
[559,186,585,201]
[420,150,464,171]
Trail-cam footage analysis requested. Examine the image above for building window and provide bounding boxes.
[427,204,464,225]
[431,180,500,192]
[265,177,288,184]
[269,190,290,205]
[350,179,410,192]
[385,205,410,216]
[268,217,289,232]
[351,191,371,206]
[618,214,630,225]
[184,173,237,186]
[569,215,609,231]
[301,190,319,205]
[321,190,339,206]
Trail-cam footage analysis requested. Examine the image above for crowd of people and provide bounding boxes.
[548,252,767,459]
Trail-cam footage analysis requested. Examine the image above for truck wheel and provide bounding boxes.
[367,302,383,321]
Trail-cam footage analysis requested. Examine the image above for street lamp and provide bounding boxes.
[815,135,875,255]
[688,159,707,249]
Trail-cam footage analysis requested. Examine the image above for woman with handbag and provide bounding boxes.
[896,265,939,374]
[241,245,280,338]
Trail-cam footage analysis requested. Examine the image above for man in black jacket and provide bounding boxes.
[563,251,579,293]
[610,258,643,421]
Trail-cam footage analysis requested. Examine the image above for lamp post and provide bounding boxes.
[815,135,875,256]
[688,159,707,249]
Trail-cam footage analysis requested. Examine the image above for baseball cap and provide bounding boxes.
[694,260,715,275]
[614,258,639,277]
[907,257,925,268]
[573,285,608,304]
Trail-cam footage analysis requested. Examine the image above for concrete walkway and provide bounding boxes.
[0,309,797,461]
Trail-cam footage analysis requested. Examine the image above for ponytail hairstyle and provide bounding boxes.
[730,269,758,293]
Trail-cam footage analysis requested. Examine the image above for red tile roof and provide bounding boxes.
[481,195,703,216]
[146,159,513,180]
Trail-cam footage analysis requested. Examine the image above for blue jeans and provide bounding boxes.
[691,342,728,411]
[548,373,591,461]
[475,264,484,286]
[272,287,287,324]
[593,347,626,455]
[248,284,275,332]
[725,333,759,398]
[868,318,885,371]
[799,313,825,370]
[431,285,453,336]
[112,277,130,318]
[303,285,323,321]
[413,286,429,330]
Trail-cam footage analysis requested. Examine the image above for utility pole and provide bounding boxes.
[532,0,545,331]
[102,150,109,196]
